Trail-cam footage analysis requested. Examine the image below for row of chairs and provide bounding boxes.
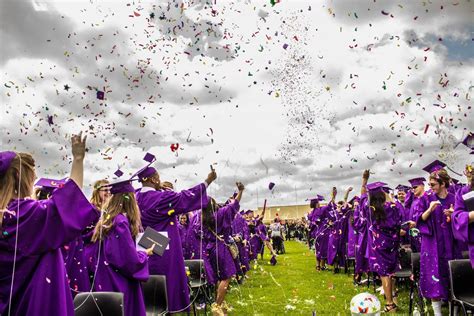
[74,259,210,316]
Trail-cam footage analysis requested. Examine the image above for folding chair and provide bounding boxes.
[184,259,212,315]
[344,242,356,276]
[143,275,168,316]
[449,259,474,316]
[408,252,425,316]
[74,292,124,316]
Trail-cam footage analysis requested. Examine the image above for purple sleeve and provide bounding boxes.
[6,180,96,256]
[216,200,240,230]
[452,188,474,243]
[104,216,149,281]
[414,194,433,236]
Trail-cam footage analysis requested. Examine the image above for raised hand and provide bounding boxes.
[71,132,87,160]
[205,165,217,185]
[236,182,245,191]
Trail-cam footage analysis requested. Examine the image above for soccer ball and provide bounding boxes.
[350,292,381,316]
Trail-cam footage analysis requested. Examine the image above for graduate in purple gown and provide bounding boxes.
[395,185,410,246]
[346,196,359,261]
[0,133,97,316]
[452,164,474,268]
[415,167,461,316]
[353,170,371,282]
[327,187,353,273]
[248,210,261,261]
[135,163,215,314]
[232,210,250,277]
[404,177,428,253]
[178,213,191,259]
[365,182,402,313]
[202,182,244,316]
[308,192,332,271]
[34,177,91,296]
[89,180,154,316]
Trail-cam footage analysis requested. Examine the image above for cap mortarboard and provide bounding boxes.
[395,184,410,192]
[35,178,67,194]
[309,195,325,203]
[366,181,387,193]
[0,151,16,176]
[462,132,474,149]
[408,177,426,187]
[105,180,135,195]
[422,160,446,173]
[268,182,275,190]
[130,152,157,181]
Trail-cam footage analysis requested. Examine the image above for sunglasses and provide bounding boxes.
[429,182,439,187]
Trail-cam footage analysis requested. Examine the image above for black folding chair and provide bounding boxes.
[142,275,168,316]
[344,242,356,276]
[449,259,474,316]
[74,292,124,316]
[184,259,212,315]
[394,248,412,285]
[408,252,425,316]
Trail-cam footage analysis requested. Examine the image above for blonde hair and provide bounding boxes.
[90,179,109,209]
[0,153,35,211]
[91,192,142,242]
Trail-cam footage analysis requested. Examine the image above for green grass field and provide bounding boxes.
[224,240,416,315]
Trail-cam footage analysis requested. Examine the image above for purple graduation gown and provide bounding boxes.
[404,192,428,253]
[61,236,91,296]
[203,200,240,282]
[353,194,369,274]
[327,206,350,266]
[232,212,250,273]
[347,208,357,258]
[310,204,331,261]
[89,214,148,316]
[415,191,461,300]
[452,185,474,268]
[178,221,191,259]
[249,220,262,261]
[136,184,208,313]
[0,180,97,316]
[367,202,402,276]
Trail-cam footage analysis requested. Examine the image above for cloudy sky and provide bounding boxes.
[1,0,473,209]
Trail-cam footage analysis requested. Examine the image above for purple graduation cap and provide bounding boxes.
[35,178,67,194]
[451,178,459,185]
[382,186,393,193]
[130,152,157,181]
[408,177,426,187]
[96,90,105,100]
[308,195,325,204]
[395,184,410,192]
[422,159,446,174]
[268,182,275,190]
[270,255,277,266]
[103,179,136,195]
[244,210,254,215]
[366,181,387,193]
[114,168,124,178]
[462,132,474,150]
[0,151,16,176]
[348,195,360,204]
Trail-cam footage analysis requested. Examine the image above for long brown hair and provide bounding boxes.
[0,153,36,218]
[91,192,142,242]
[90,179,110,209]
[369,190,387,222]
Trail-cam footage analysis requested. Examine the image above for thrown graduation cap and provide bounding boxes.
[395,184,410,192]
[308,195,325,203]
[114,168,124,178]
[462,132,474,150]
[103,179,136,194]
[422,159,446,174]
[130,153,157,181]
[96,90,105,100]
[366,181,387,193]
[35,178,67,193]
[268,182,275,190]
[408,177,426,187]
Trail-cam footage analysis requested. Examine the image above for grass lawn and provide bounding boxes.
[224,240,417,315]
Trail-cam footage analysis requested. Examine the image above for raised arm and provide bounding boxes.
[235,182,245,202]
[343,186,353,204]
[70,132,87,189]
[361,169,370,195]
